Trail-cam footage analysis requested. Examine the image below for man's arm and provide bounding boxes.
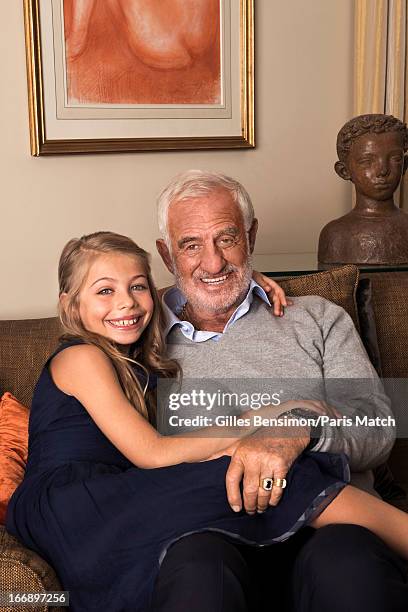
[223,297,395,512]
[313,301,395,472]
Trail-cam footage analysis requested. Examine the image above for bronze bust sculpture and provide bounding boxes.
[318,114,408,265]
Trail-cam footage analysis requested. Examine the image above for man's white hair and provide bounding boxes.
[157,170,255,247]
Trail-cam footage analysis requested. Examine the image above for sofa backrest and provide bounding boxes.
[368,272,408,378]
[1,271,407,405]
[0,317,62,408]
[368,272,408,487]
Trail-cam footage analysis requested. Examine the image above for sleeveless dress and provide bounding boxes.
[6,341,350,612]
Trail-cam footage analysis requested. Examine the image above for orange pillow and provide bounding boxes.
[0,392,29,524]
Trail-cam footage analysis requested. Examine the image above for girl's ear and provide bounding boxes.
[59,292,68,309]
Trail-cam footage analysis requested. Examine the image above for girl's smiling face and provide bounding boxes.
[77,252,154,345]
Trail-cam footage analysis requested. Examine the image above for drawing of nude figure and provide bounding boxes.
[63,0,221,105]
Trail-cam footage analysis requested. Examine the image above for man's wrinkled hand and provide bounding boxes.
[225,431,310,514]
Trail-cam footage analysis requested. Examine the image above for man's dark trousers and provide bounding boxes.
[150,524,408,611]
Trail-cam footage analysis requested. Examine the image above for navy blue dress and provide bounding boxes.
[6,341,350,612]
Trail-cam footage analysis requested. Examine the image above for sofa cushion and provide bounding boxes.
[0,525,62,601]
[0,317,62,408]
[0,393,29,524]
[278,264,360,330]
[368,272,408,378]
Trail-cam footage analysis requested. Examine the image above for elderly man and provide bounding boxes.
[151,170,405,612]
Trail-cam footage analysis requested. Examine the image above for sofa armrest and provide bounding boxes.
[0,526,64,611]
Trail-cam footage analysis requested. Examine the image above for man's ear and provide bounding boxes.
[248,218,258,254]
[334,161,351,181]
[156,239,174,274]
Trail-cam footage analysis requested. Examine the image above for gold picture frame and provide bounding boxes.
[23,0,254,156]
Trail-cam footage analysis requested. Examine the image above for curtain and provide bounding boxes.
[354,0,407,208]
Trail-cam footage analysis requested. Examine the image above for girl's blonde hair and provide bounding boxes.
[58,231,179,423]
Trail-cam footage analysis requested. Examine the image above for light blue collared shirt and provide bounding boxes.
[162,280,271,342]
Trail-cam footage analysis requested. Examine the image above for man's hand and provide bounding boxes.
[204,399,341,513]
[225,430,310,514]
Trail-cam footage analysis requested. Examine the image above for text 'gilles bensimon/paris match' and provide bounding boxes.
[167,414,396,428]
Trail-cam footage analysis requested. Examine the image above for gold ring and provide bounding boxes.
[260,477,273,491]
[274,478,287,489]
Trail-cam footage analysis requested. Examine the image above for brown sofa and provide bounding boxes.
[0,318,64,612]
[1,269,407,607]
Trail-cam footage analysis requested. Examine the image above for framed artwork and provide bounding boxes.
[23,0,254,155]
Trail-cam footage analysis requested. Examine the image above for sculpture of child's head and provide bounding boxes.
[335,113,408,202]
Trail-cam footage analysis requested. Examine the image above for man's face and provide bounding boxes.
[158,189,257,315]
[346,131,405,201]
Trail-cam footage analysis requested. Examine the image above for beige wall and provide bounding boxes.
[1,1,353,319]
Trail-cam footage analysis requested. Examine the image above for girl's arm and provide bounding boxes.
[311,485,408,561]
[50,344,258,469]
[252,271,291,316]
[50,344,325,470]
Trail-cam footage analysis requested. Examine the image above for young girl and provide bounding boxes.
[6,231,408,612]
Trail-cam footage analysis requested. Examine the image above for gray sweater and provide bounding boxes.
[165,295,395,490]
